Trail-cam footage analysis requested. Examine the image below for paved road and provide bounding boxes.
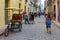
[0,15,60,40]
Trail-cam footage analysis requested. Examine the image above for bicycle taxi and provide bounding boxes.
[4,7,22,36]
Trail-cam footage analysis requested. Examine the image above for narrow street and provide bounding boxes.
[0,15,60,40]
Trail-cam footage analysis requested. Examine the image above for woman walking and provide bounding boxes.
[45,13,51,34]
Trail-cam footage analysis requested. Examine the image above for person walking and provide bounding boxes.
[45,13,51,34]
[24,12,29,24]
[31,12,34,24]
[38,12,40,17]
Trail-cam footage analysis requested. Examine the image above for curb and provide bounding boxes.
[0,33,4,36]
[52,21,60,29]
[0,25,8,36]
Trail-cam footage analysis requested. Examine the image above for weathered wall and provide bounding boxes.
[0,0,5,27]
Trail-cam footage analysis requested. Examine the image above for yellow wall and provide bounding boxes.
[10,0,19,8]
[0,0,30,27]
[8,0,19,20]
[0,0,5,27]
[20,0,30,14]
[26,3,30,14]
[20,0,25,14]
[0,0,19,27]
[52,0,55,13]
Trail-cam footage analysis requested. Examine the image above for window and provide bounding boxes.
[28,8,29,12]
[26,0,27,2]
[54,5,56,12]
[25,0,27,4]
[24,6,26,11]
[19,3,21,13]
[19,3,21,8]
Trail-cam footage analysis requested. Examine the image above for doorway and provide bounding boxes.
[5,0,10,24]
[53,5,56,20]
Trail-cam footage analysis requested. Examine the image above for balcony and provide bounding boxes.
[47,0,52,6]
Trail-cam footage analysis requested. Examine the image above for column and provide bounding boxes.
[55,1,58,22]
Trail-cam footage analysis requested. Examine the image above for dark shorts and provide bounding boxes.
[46,25,51,28]
[31,15,34,21]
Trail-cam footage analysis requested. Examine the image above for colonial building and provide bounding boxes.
[19,0,30,14]
[0,0,30,28]
[45,0,60,22]
[51,0,60,22]
[44,0,48,14]
[0,0,19,28]
[54,0,60,22]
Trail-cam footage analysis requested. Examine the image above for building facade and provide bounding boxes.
[0,0,19,28]
[20,0,30,14]
[51,0,60,22]
[54,0,60,22]
[0,0,5,27]
[44,0,48,14]
[45,0,60,22]
[0,0,30,28]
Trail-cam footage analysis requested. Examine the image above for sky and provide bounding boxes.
[28,0,45,10]
[40,0,45,10]
[28,0,45,6]
[41,0,45,4]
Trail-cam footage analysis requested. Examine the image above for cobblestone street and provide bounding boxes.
[0,15,60,40]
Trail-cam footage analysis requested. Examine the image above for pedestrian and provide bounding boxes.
[45,13,51,34]
[24,12,29,24]
[29,12,31,20]
[31,12,34,24]
[38,12,40,17]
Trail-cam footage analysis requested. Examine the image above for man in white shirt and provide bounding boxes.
[24,12,29,24]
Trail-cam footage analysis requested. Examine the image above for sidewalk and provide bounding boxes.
[52,20,60,28]
[0,25,8,35]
